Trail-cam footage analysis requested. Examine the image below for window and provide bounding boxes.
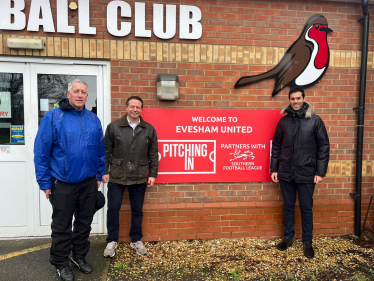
[0,73,24,145]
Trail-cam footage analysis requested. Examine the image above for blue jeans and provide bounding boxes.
[280,180,315,243]
[106,182,147,243]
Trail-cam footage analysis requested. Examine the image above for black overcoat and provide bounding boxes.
[270,103,330,183]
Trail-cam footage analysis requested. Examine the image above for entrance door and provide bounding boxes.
[0,59,110,237]
[0,62,33,237]
[30,63,105,236]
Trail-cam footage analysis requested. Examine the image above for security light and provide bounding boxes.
[156,74,179,101]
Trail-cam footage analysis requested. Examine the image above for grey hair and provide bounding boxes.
[68,79,88,92]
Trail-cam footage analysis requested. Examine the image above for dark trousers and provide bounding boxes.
[279,180,315,243]
[49,177,97,269]
[106,182,147,243]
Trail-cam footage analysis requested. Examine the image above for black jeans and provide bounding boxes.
[106,182,147,243]
[49,176,97,269]
[279,180,315,243]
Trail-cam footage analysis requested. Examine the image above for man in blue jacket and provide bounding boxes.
[34,79,105,281]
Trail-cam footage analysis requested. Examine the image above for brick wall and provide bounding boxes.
[1,0,374,242]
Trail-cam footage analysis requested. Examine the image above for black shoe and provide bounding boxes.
[70,257,93,274]
[277,237,293,251]
[303,242,315,258]
[56,266,75,281]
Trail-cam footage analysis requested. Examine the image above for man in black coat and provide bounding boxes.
[270,87,329,258]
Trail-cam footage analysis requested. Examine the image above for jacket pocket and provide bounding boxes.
[109,158,124,179]
[114,136,122,147]
[306,155,316,168]
[138,160,149,179]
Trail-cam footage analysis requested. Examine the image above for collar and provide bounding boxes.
[127,117,140,128]
[119,114,146,127]
[281,102,314,119]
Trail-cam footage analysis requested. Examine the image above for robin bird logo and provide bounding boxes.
[234,14,333,96]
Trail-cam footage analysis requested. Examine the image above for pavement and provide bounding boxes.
[0,235,110,281]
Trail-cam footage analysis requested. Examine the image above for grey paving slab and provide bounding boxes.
[0,235,109,281]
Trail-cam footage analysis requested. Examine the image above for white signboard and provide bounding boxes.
[40,99,49,112]
[0,0,202,40]
[0,92,11,118]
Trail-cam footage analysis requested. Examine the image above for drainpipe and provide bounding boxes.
[354,0,370,237]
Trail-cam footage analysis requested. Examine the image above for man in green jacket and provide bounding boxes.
[103,96,158,257]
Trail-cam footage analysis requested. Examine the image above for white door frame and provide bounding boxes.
[0,57,111,237]
[0,62,33,237]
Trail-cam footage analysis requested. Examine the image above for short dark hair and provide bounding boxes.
[289,87,305,99]
[126,96,144,108]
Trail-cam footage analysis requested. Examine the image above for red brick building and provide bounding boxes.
[0,0,373,241]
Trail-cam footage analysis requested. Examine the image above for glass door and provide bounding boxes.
[37,74,98,124]
[30,63,105,236]
[0,62,33,237]
[0,58,109,238]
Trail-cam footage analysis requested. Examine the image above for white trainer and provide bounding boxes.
[130,241,147,256]
[103,241,117,258]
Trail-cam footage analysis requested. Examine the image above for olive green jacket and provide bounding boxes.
[104,114,158,185]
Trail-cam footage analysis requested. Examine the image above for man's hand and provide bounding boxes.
[271,173,279,183]
[314,175,324,184]
[97,181,102,189]
[147,177,156,187]
[43,189,51,199]
[102,174,109,183]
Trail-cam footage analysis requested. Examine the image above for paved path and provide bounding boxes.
[0,235,110,281]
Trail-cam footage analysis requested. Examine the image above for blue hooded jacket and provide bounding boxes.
[34,99,105,190]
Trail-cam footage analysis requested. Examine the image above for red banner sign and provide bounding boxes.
[142,109,282,183]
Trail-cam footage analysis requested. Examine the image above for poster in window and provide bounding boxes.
[10,125,25,144]
[0,92,11,118]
